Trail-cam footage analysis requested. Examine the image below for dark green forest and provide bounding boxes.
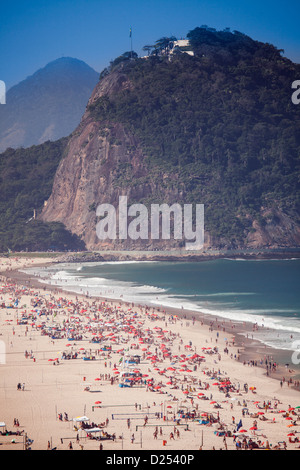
[89,27,300,245]
[0,139,84,251]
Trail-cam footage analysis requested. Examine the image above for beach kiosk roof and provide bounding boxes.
[84,427,102,433]
[73,416,89,422]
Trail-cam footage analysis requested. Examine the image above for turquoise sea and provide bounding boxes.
[24,258,300,357]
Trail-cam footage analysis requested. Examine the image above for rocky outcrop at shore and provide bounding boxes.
[55,250,300,265]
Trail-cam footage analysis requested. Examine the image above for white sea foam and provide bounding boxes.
[192,292,257,297]
[224,257,299,262]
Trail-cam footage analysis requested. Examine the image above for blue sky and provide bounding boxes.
[1,0,299,89]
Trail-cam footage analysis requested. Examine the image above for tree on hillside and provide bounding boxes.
[154,36,177,55]
[110,51,138,68]
[142,45,154,56]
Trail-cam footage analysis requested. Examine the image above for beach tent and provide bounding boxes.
[0,422,6,434]
[73,416,90,422]
[84,427,102,433]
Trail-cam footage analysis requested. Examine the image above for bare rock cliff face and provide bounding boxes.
[245,208,300,249]
[40,70,156,250]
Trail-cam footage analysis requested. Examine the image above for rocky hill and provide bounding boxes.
[40,28,300,251]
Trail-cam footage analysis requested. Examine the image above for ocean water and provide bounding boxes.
[22,258,300,354]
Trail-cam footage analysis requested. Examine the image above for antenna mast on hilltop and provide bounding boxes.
[130,26,133,58]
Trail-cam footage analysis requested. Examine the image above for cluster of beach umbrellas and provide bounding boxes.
[2,279,300,450]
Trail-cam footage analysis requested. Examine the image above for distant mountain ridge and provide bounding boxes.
[0,57,99,152]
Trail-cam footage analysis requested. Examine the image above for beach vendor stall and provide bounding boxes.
[72,416,90,430]
[0,422,7,434]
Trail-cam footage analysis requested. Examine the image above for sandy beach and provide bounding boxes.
[0,256,299,451]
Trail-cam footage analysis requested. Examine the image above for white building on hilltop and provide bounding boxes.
[141,38,194,60]
[169,39,194,57]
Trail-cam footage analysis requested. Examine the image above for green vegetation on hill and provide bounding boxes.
[0,27,299,250]
[89,27,300,246]
[0,139,85,251]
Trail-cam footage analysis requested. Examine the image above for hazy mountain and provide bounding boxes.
[0,57,99,152]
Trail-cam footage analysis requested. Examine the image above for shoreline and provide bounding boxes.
[55,249,300,264]
[2,258,299,386]
[5,248,299,263]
